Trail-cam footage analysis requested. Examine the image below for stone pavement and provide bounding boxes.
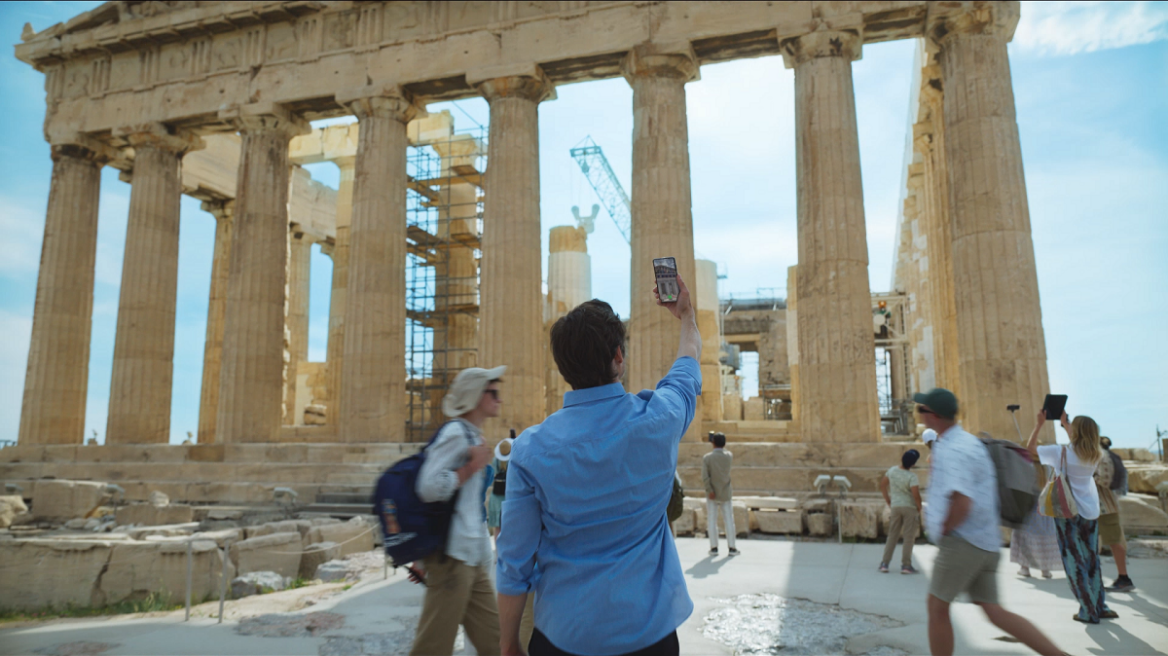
[2,538,1164,656]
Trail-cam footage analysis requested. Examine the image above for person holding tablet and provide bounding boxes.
[1027,411,1117,623]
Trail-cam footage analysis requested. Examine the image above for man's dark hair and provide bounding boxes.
[1100,436,1112,450]
[550,299,626,390]
[712,433,726,449]
[902,449,920,469]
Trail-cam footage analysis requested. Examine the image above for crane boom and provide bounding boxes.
[570,136,631,244]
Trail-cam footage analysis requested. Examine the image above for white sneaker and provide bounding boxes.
[1018,567,1031,577]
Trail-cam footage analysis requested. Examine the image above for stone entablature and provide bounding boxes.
[21,1,935,140]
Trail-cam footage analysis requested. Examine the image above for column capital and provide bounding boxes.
[218,102,310,138]
[200,198,235,221]
[927,1,1020,45]
[113,122,204,155]
[621,43,699,83]
[48,132,119,165]
[336,84,421,123]
[780,29,862,69]
[470,64,555,103]
[912,122,936,153]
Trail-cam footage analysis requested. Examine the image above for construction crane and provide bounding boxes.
[570,136,631,244]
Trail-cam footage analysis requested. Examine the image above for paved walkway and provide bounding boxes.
[3,538,1165,655]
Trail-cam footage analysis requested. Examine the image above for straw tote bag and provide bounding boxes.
[1038,446,1078,518]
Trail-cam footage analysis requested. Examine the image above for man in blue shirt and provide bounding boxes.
[496,276,702,656]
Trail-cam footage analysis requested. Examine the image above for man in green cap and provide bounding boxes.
[916,388,1062,656]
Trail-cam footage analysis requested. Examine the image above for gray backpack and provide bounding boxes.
[980,437,1041,529]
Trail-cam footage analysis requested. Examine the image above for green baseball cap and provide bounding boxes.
[913,388,958,419]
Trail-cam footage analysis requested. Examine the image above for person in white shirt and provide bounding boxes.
[411,366,505,656]
[916,388,1061,656]
[1028,411,1116,624]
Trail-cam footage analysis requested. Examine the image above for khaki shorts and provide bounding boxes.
[929,535,1000,605]
[1098,512,1125,547]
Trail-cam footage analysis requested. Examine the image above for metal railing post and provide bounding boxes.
[219,541,230,624]
[185,539,193,621]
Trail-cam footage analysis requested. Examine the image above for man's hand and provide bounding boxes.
[1059,411,1071,434]
[654,272,694,320]
[708,492,715,500]
[457,444,493,485]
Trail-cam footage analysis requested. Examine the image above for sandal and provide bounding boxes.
[1072,614,1099,624]
[1101,609,1119,619]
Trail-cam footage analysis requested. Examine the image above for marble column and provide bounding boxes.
[930,1,1049,441]
[106,126,200,444]
[197,200,233,443]
[19,140,110,445]
[545,225,592,414]
[336,87,417,443]
[473,69,554,440]
[283,230,313,425]
[781,30,880,442]
[325,156,356,428]
[623,46,700,405]
[215,105,308,443]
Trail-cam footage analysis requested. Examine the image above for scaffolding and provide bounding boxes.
[405,126,487,441]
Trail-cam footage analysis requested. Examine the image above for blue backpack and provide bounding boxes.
[373,421,472,567]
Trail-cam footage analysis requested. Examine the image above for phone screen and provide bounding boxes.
[653,257,679,302]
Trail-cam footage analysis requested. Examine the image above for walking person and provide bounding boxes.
[1009,458,1060,580]
[1027,411,1117,623]
[879,449,921,574]
[496,278,702,656]
[916,388,1062,656]
[702,432,738,556]
[410,367,505,656]
[1095,436,1135,592]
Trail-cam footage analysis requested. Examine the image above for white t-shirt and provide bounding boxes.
[1037,444,1101,520]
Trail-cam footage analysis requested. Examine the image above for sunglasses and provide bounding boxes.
[485,389,501,400]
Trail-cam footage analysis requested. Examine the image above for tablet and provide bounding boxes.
[1043,394,1068,421]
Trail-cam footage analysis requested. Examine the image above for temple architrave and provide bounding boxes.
[4,1,1054,504]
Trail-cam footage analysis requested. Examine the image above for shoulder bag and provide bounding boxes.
[1038,446,1079,519]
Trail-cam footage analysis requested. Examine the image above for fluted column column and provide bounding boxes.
[325,156,356,431]
[335,86,417,443]
[473,68,554,441]
[19,139,111,445]
[781,30,880,442]
[929,1,1049,440]
[283,230,313,425]
[106,125,201,444]
[623,46,700,409]
[216,104,309,443]
[197,200,233,443]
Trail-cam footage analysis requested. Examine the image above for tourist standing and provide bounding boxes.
[496,280,702,656]
[1095,436,1135,592]
[1027,411,1116,623]
[410,367,505,656]
[702,432,738,556]
[488,456,507,538]
[879,449,921,574]
[917,388,1062,656]
[1008,457,1060,580]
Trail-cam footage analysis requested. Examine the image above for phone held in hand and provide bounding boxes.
[1042,394,1068,421]
[653,257,679,302]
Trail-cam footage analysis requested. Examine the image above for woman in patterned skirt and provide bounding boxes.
[1009,461,1061,578]
[1028,411,1116,624]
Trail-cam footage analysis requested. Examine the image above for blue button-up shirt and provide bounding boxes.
[497,356,702,656]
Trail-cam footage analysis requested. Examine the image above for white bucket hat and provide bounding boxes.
[442,365,507,417]
[922,428,938,445]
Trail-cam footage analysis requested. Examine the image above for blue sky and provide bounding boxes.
[1,2,1165,450]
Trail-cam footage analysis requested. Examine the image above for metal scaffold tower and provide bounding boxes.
[405,125,488,441]
[570,136,631,244]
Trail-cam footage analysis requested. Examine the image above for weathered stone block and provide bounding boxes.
[230,532,302,579]
[806,513,833,537]
[0,496,29,528]
[301,541,341,579]
[839,502,878,539]
[115,503,194,527]
[1119,494,1168,535]
[100,539,230,606]
[755,509,803,535]
[1127,466,1168,495]
[33,480,106,521]
[232,571,288,598]
[191,528,243,547]
[306,517,374,556]
[672,509,695,537]
[0,539,113,610]
[316,560,351,583]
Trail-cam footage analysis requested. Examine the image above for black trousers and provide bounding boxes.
[529,628,679,656]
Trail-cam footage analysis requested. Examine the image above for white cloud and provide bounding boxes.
[1014,1,1168,56]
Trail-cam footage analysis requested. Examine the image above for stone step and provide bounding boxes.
[0,443,424,465]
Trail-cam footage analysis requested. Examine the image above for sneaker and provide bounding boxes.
[709,547,718,556]
[1017,566,1031,578]
[728,548,740,556]
[879,563,889,573]
[1107,576,1135,592]
[901,565,918,575]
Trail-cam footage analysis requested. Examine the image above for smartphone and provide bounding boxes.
[1042,394,1067,421]
[653,257,679,303]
